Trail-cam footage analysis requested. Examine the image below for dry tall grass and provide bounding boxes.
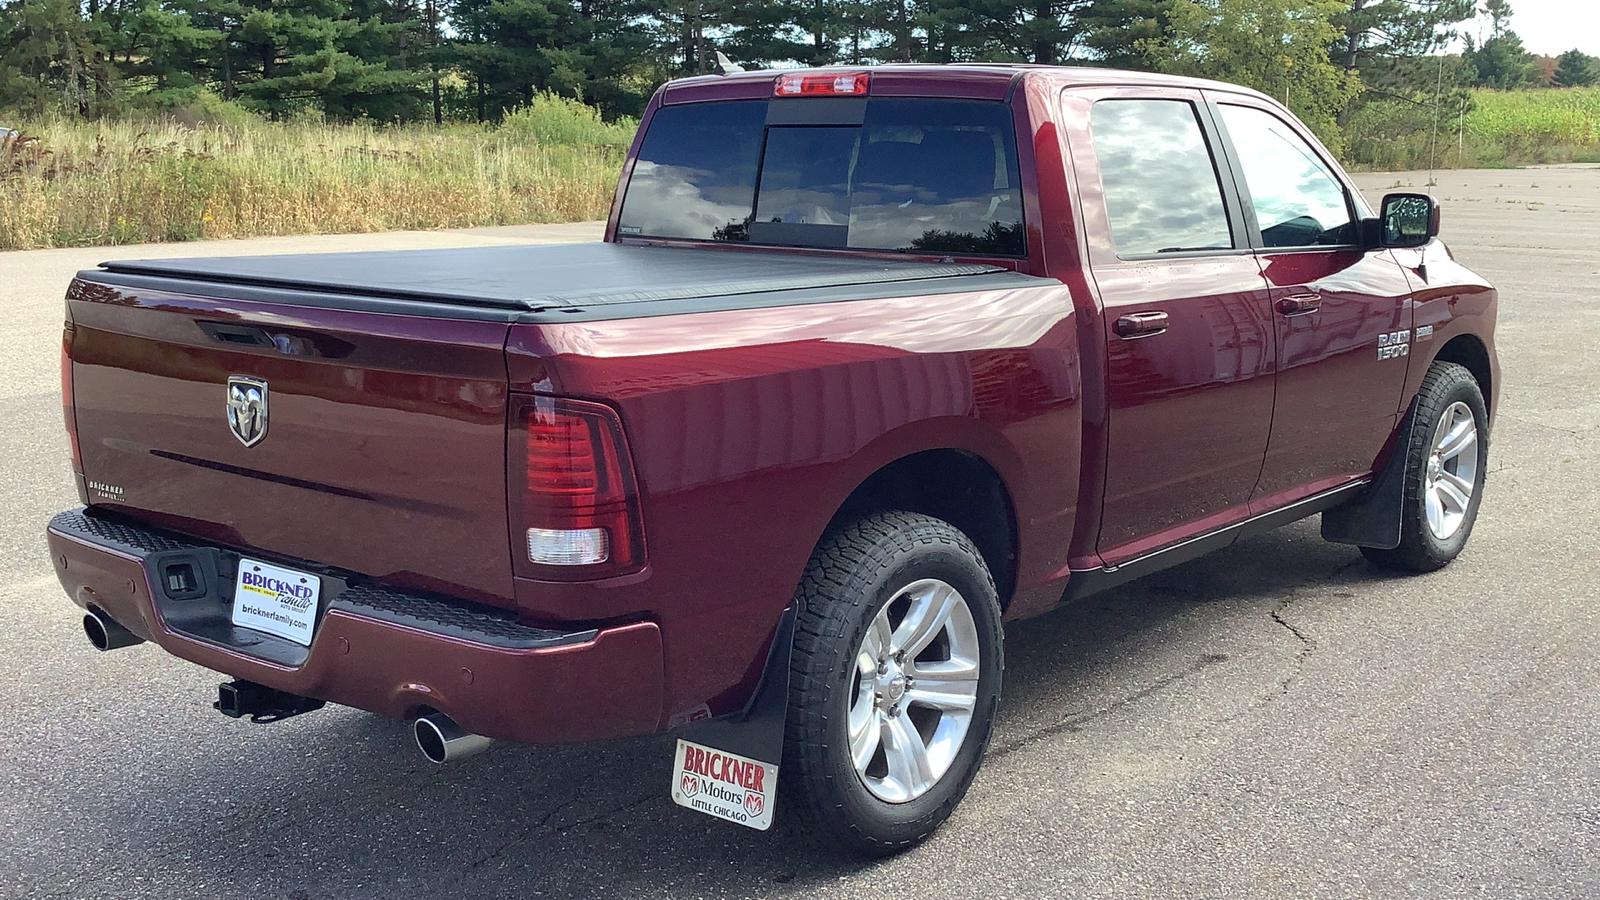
[0,103,632,250]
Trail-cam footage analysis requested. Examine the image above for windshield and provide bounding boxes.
[616,97,1026,257]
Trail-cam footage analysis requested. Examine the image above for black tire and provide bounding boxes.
[1361,361,1489,573]
[780,511,1003,857]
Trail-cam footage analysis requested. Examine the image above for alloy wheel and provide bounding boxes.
[847,578,981,803]
[1423,400,1479,541]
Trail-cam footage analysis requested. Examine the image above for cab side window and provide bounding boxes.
[1218,104,1355,248]
[1090,99,1234,257]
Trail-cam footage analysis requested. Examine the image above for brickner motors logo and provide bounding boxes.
[671,739,776,831]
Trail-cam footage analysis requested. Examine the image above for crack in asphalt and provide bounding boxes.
[990,558,1364,761]
[1562,805,1600,831]
[1269,596,1317,696]
[468,793,656,868]
[469,800,578,868]
[1499,413,1594,437]
[987,653,1230,761]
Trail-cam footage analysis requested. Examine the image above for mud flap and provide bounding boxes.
[1321,408,1414,550]
[670,603,794,831]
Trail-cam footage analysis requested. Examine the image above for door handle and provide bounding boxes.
[1113,311,1169,338]
[1277,293,1322,316]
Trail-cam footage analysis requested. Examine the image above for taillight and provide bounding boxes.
[774,72,869,96]
[511,395,645,580]
[61,318,81,473]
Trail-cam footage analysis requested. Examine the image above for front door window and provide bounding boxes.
[1218,104,1355,248]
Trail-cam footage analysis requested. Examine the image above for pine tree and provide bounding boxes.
[1553,48,1597,87]
[915,0,1094,64]
[91,0,221,107]
[0,0,117,115]
[1464,0,1532,88]
[1465,33,1532,88]
[177,0,427,120]
[449,0,646,121]
[1335,0,1474,73]
[632,0,727,78]
[1081,0,1169,69]
[1144,0,1361,148]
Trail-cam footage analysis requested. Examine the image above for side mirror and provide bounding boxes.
[1378,192,1440,248]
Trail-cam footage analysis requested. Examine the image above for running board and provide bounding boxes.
[1064,481,1369,603]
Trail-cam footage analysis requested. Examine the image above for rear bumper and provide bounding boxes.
[46,508,665,744]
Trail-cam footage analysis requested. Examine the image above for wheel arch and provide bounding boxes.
[1430,333,1494,419]
[823,448,1020,611]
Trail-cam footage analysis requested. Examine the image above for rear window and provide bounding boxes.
[617,98,1026,256]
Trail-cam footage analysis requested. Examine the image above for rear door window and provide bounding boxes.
[617,98,1026,256]
[1089,99,1234,257]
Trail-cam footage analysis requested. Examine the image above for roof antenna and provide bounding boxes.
[714,52,744,75]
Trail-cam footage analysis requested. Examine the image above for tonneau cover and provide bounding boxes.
[99,242,1004,311]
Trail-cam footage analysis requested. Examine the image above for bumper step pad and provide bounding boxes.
[49,508,591,654]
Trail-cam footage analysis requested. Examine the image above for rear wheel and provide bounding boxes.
[1362,361,1489,572]
[781,511,1003,856]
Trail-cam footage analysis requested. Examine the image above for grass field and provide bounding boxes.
[1347,86,1600,171]
[1467,87,1600,162]
[8,85,1598,250]
[0,95,636,251]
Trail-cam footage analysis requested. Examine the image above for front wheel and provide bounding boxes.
[1362,361,1490,572]
[781,511,1003,856]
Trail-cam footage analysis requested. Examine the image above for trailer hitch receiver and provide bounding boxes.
[214,680,325,723]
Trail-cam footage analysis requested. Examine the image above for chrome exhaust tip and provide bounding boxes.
[414,713,493,764]
[83,608,143,651]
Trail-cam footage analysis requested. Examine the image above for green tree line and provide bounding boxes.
[1,0,1595,135]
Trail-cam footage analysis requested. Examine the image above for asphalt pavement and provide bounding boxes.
[0,168,1596,899]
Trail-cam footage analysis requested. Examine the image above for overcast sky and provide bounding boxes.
[1465,0,1600,58]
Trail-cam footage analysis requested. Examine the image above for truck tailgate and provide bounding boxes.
[65,277,517,608]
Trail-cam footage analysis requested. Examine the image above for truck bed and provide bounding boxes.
[67,240,1059,620]
[95,242,1032,319]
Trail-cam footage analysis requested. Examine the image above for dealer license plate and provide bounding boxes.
[231,558,322,646]
[670,739,777,831]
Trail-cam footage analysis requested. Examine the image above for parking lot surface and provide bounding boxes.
[1,168,1596,899]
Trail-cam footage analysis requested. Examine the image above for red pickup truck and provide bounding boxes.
[48,64,1497,855]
